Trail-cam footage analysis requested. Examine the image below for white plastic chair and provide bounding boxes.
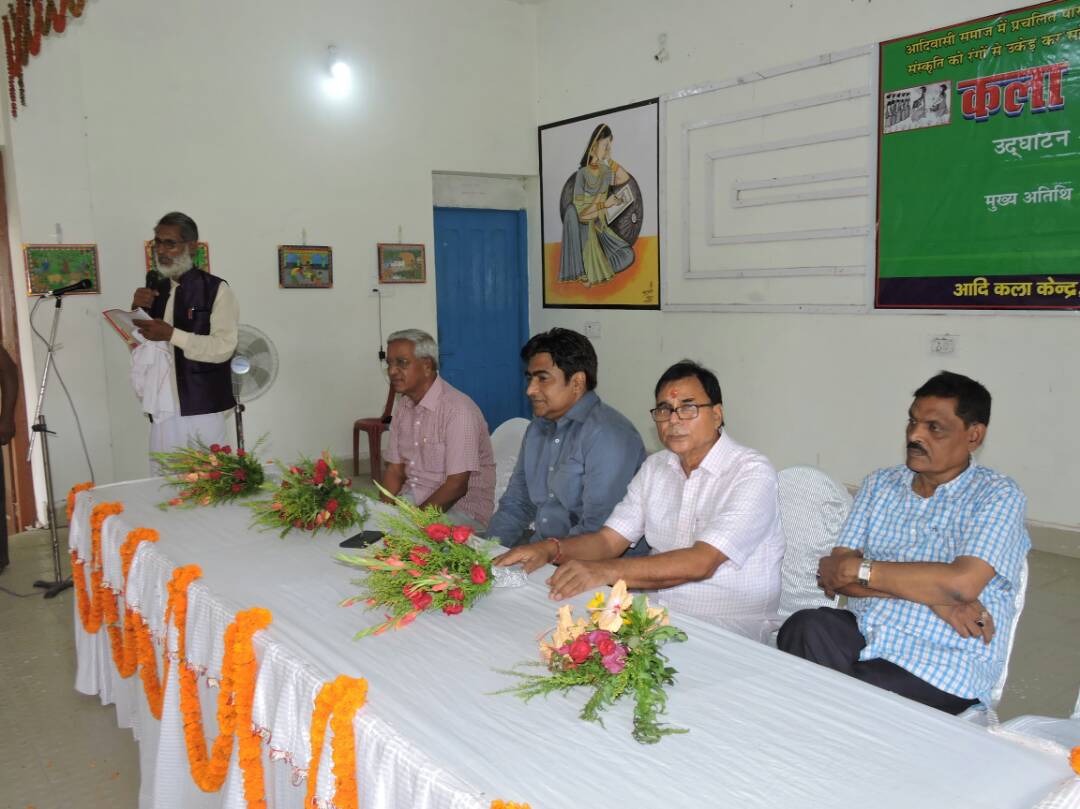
[490,417,529,508]
[998,685,1080,749]
[775,466,854,621]
[958,557,1029,725]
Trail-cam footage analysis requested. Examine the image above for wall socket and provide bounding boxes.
[930,334,957,355]
[584,321,601,338]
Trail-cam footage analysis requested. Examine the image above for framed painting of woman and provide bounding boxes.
[539,99,660,309]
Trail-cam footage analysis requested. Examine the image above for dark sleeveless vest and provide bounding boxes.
[148,269,236,417]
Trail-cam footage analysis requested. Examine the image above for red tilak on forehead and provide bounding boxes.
[670,388,679,398]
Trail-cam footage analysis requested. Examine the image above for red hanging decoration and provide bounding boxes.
[18,0,29,67]
[3,14,15,118]
[28,0,40,56]
[2,0,84,118]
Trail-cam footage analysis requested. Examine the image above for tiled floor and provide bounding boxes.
[1,529,1078,809]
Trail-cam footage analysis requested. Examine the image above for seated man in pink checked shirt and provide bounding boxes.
[381,328,496,529]
[495,359,785,641]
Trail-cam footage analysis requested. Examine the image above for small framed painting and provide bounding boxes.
[144,240,211,275]
[278,245,333,288]
[377,243,426,284]
[23,244,100,296]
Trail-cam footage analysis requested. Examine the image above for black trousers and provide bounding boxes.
[777,607,979,715]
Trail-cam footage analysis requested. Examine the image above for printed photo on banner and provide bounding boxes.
[883,82,952,133]
[539,98,660,309]
[876,0,1080,311]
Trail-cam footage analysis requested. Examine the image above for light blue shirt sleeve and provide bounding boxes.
[567,420,646,537]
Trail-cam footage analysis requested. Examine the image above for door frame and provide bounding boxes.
[0,151,37,532]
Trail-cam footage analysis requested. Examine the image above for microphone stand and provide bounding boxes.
[28,292,77,598]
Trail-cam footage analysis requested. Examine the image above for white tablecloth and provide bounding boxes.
[70,477,1072,809]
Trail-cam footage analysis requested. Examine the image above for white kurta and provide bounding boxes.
[139,274,239,470]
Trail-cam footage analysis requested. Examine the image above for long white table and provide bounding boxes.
[70,477,1072,809]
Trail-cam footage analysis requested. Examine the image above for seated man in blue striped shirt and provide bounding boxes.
[778,371,1030,714]
[486,328,648,555]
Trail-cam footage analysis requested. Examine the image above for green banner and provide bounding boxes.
[877,1,1080,309]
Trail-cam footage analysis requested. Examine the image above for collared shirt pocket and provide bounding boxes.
[420,438,446,473]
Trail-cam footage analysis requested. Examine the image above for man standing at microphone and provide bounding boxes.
[131,212,239,465]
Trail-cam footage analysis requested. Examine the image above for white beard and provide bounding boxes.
[159,250,194,280]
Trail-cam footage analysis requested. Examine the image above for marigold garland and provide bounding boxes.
[66,480,94,520]
[1071,744,1080,775]
[490,802,532,809]
[178,606,272,798]
[64,483,365,809]
[305,675,369,809]
[105,528,160,678]
[71,501,124,634]
[137,564,202,720]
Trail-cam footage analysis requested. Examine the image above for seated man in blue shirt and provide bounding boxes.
[486,328,648,555]
[778,371,1030,714]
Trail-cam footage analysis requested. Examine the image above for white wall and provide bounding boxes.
[532,0,1080,543]
[3,0,538,510]
[5,0,1076,549]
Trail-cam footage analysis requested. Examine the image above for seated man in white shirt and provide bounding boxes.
[495,360,785,641]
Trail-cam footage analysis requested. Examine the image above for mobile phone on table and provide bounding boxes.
[338,531,383,548]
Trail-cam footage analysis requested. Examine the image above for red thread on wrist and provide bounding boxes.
[549,537,563,565]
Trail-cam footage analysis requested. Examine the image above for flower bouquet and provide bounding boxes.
[247,451,368,537]
[337,486,494,638]
[498,580,688,744]
[154,440,265,509]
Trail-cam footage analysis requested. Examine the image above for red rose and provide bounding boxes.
[425,523,452,542]
[568,637,591,664]
[470,564,487,585]
[289,466,301,475]
[293,520,304,528]
[209,443,222,453]
[222,446,232,455]
[314,459,330,476]
[596,636,617,656]
[305,521,315,531]
[451,525,472,544]
[237,449,247,457]
[234,469,247,481]
[408,546,431,565]
[412,592,433,610]
[231,483,243,493]
[313,470,326,485]
[325,499,339,513]
[209,471,223,480]
[442,602,464,615]
[448,587,465,601]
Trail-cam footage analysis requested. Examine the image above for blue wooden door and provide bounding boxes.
[434,207,529,430]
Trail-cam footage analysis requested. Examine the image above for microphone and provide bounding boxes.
[43,278,92,298]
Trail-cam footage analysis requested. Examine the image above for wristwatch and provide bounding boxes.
[856,559,874,587]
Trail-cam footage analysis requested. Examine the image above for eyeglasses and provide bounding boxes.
[383,357,413,370]
[649,402,715,422]
[153,237,187,250]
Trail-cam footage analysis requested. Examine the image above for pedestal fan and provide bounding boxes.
[230,324,279,452]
